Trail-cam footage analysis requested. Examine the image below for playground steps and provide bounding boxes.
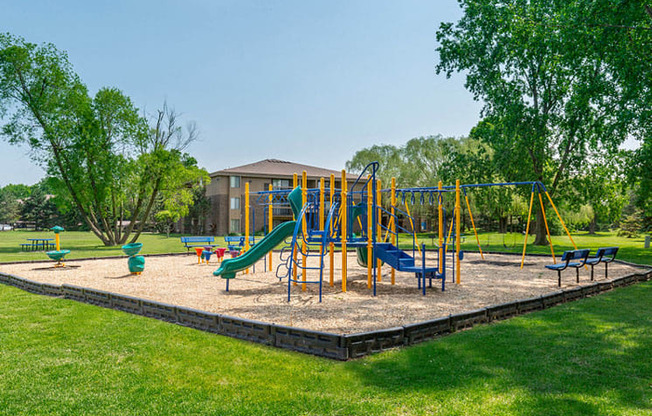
[375,243,439,274]
[375,243,445,292]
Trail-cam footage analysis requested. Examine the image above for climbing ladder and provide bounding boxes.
[283,198,340,302]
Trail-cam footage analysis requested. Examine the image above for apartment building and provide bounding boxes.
[204,159,356,235]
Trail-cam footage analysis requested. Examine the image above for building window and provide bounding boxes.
[273,207,293,217]
[230,219,240,233]
[230,176,240,188]
[230,197,240,210]
[272,179,290,190]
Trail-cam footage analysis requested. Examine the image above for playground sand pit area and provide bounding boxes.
[0,252,642,334]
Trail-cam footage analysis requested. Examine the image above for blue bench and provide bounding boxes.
[180,236,216,253]
[224,236,255,251]
[585,247,619,281]
[545,249,590,287]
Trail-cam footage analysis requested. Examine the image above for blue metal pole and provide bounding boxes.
[422,242,426,296]
[372,163,377,297]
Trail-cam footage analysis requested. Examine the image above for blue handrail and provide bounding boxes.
[285,198,337,302]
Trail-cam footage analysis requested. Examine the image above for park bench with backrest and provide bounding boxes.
[585,247,619,281]
[224,236,255,251]
[180,236,216,253]
[545,249,590,287]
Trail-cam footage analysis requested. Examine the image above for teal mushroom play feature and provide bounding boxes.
[46,225,70,267]
[122,242,145,275]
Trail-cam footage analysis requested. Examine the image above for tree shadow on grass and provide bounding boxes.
[346,282,652,415]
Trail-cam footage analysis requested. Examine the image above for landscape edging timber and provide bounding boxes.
[0,267,650,360]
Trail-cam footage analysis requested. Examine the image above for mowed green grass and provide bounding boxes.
[401,231,652,266]
[1,230,650,265]
[0,231,198,262]
[0,281,650,415]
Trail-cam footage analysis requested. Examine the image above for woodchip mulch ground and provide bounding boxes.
[0,251,643,333]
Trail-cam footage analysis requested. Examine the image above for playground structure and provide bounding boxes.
[45,226,70,267]
[213,162,579,302]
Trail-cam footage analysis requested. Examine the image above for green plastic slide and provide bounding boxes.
[213,220,297,279]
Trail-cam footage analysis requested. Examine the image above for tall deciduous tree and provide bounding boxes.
[436,0,636,244]
[346,135,460,188]
[598,2,652,221]
[0,191,20,225]
[19,187,60,230]
[573,153,629,234]
[0,34,207,245]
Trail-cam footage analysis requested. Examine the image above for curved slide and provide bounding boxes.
[213,220,297,280]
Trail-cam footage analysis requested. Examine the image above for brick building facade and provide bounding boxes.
[202,159,356,236]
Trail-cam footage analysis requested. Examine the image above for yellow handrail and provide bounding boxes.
[404,200,421,256]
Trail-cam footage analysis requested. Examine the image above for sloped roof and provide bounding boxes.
[211,159,352,180]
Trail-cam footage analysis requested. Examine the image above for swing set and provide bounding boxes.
[396,180,578,270]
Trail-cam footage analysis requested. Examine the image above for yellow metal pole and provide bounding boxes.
[245,182,250,274]
[464,194,485,260]
[382,217,394,242]
[404,200,421,256]
[520,188,535,269]
[367,179,373,289]
[329,174,335,287]
[376,179,382,282]
[55,234,60,251]
[445,212,455,253]
[391,177,396,285]
[545,192,578,250]
[341,169,347,292]
[438,181,443,272]
[302,170,307,291]
[539,192,556,263]
[292,173,298,285]
[268,183,273,271]
[455,180,461,284]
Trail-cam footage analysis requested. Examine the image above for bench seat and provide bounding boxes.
[180,236,216,253]
[585,247,619,280]
[545,261,581,271]
[224,236,255,251]
[545,249,590,287]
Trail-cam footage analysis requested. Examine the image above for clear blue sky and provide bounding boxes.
[0,0,481,186]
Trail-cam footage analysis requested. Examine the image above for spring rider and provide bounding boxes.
[46,226,70,267]
[121,242,145,275]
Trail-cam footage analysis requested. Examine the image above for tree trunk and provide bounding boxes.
[128,181,161,244]
[533,205,548,245]
[588,214,597,234]
[499,216,507,234]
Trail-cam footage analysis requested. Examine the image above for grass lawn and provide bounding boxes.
[0,280,650,415]
[1,229,650,265]
[0,231,197,262]
[402,231,652,266]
